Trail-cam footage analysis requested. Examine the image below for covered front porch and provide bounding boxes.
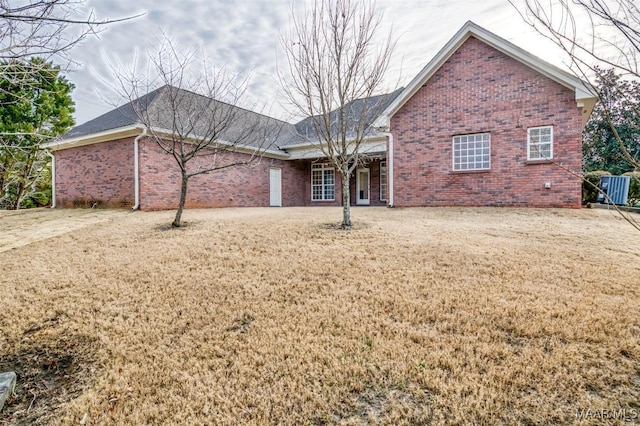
[295,157,388,207]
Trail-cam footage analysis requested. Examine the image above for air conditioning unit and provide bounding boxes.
[597,175,631,205]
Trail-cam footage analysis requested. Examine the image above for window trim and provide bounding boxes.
[527,125,554,161]
[311,163,335,201]
[380,160,387,201]
[452,132,491,171]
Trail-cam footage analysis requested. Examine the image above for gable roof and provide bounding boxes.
[373,21,597,128]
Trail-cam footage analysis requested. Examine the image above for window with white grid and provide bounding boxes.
[527,126,553,160]
[452,133,490,171]
[311,163,335,201]
[380,161,387,201]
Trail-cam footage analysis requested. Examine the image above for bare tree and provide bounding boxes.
[510,0,640,230]
[280,0,396,229]
[0,2,138,209]
[113,36,278,227]
[510,0,640,171]
[1,0,137,100]
[1,0,137,62]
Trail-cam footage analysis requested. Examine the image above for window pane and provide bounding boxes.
[311,163,335,200]
[528,126,553,160]
[453,133,490,170]
[380,161,387,201]
[325,185,334,199]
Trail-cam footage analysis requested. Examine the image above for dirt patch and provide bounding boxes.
[0,314,100,425]
[332,385,434,425]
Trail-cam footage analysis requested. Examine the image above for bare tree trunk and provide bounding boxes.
[10,181,26,210]
[173,173,188,228]
[280,0,396,229]
[10,158,35,210]
[341,168,351,229]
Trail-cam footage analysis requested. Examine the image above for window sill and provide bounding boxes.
[526,159,553,165]
[450,169,491,174]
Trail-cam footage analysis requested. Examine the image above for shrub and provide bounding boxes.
[582,170,611,203]
[20,192,50,209]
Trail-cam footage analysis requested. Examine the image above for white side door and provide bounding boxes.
[269,168,282,207]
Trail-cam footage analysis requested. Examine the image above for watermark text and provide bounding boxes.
[575,408,638,422]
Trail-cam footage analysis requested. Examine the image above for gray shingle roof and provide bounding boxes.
[289,88,404,146]
[141,86,298,150]
[62,85,403,151]
[62,88,162,139]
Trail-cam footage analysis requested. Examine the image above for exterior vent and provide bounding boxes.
[597,175,631,205]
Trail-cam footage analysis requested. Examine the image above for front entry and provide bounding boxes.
[356,168,370,205]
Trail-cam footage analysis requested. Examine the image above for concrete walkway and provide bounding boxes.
[0,209,129,253]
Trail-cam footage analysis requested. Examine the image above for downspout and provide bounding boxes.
[46,151,56,208]
[377,130,394,207]
[132,127,147,210]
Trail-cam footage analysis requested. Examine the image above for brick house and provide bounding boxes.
[46,21,596,210]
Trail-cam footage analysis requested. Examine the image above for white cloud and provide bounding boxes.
[68,0,571,125]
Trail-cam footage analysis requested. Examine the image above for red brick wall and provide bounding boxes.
[55,138,134,208]
[138,140,306,210]
[390,36,584,208]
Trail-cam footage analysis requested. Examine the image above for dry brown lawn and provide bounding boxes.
[0,206,639,425]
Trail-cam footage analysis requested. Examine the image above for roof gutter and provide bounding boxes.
[45,125,142,151]
[46,151,56,208]
[283,133,388,151]
[144,126,290,159]
[132,127,147,210]
[376,129,394,207]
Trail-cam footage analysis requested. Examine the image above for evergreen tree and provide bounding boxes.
[583,68,640,175]
[0,58,74,209]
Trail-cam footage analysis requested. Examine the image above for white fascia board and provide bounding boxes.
[375,21,597,127]
[371,115,390,130]
[44,125,143,151]
[280,140,318,149]
[286,137,387,160]
[45,124,290,159]
[144,126,291,160]
[284,134,386,151]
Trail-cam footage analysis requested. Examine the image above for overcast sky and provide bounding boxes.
[67,0,566,125]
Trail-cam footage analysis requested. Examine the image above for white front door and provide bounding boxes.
[269,168,282,207]
[356,168,370,205]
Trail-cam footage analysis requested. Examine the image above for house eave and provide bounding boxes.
[46,125,290,159]
[45,125,144,151]
[285,136,387,160]
[143,126,291,160]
